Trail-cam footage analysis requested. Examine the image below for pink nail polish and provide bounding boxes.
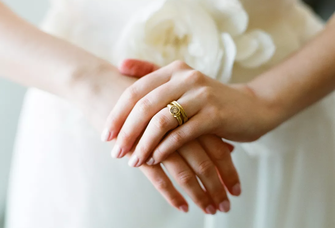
[146,158,155,165]
[179,205,188,213]
[128,155,139,167]
[232,183,241,196]
[205,205,216,215]
[219,200,230,213]
[111,145,122,158]
[101,129,111,142]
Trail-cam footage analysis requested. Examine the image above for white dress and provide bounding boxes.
[5,0,335,228]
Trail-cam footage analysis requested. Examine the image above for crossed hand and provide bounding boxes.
[101,59,269,214]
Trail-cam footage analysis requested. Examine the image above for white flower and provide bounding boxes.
[113,0,236,81]
[196,0,249,36]
[234,30,276,68]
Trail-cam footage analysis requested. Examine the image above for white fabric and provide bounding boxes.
[5,0,335,228]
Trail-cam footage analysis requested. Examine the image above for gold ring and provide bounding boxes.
[171,101,188,123]
[167,101,188,126]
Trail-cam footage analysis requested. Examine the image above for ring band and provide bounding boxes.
[167,101,188,126]
[171,101,188,123]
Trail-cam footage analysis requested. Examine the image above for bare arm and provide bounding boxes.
[0,2,112,99]
[0,3,241,214]
[101,14,335,163]
[249,14,335,127]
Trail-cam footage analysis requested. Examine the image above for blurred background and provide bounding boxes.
[0,0,333,227]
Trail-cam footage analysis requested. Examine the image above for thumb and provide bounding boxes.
[119,59,160,78]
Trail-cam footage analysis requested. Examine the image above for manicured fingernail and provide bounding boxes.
[101,129,111,142]
[111,145,122,158]
[146,157,155,165]
[232,183,241,196]
[219,200,230,212]
[205,205,216,215]
[128,154,139,167]
[179,205,188,213]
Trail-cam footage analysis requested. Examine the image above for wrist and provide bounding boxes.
[245,81,289,133]
[62,57,137,130]
[62,58,117,101]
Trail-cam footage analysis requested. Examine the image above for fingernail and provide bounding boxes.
[232,183,241,196]
[111,145,122,158]
[219,200,230,213]
[205,205,216,215]
[128,154,139,167]
[101,129,111,142]
[146,157,155,166]
[179,205,188,213]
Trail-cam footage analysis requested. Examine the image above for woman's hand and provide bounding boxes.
[0,1,241,212]
[138,134,240,214]
[116,60,242,214]
[103,60,277,166]
[74,61,240,214]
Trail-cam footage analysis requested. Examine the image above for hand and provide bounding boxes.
[119,60,242,213]
[117,60,241,213]
[73,61,240,214]
[138,134,240,214]
[103,60,275,167]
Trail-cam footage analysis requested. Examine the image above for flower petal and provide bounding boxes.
[114,0,224,79]
[196,0,249,36]
[218,33,236,82]
[236,30,276,68]
[234,35,259,61]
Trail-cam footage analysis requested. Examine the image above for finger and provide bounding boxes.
[122,137,189,213]
[119,59,160,77]
[116,77,189,160]
[178,140,231,212]
[163,153,217,214]
[198,135,241,196]
[128,95,203,167]
[152,112,211,164]
[102,61,189,144]
[227,143,235,153]
[139,163,189,213]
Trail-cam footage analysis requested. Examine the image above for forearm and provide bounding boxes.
[249,14,335,128]
[0,2,114,99]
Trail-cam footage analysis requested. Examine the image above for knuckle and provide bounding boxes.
[172,60,188,69]
[125,86,139,102]
[196,160,214,177]
[136,144,149,157]
[176,170,194,185]
[154,178,170,191]
[210,148,228,161]
[153,114,171,130]
[119,131,132,144]
[185,70,204,85]
[200,86,215,101]
[153,147,165,161]
[137,98,152,114]
[170,131,185,145]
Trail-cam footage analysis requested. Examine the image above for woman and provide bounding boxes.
[1,0,334,228]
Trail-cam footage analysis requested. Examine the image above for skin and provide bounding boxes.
[103,14,335,166]
[0,3,241,214]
